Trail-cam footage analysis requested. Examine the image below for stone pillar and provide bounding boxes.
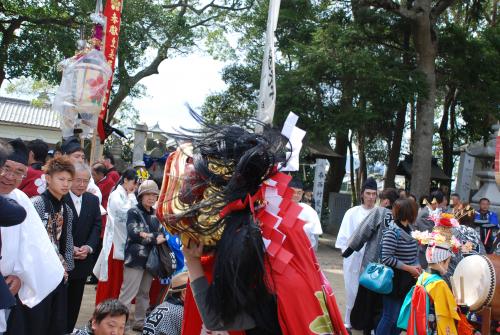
[455,151,476,202]
[468,124,500,215]
[312,158,328,217]
[133,123,148,164]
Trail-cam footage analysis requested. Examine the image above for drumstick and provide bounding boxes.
[460,276,464,305]
[484,229,492,245]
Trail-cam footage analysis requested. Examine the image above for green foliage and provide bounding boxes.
[1,1,93,82]
[201,1,422,154]
[1,0,255,121]
[201,0,499,181]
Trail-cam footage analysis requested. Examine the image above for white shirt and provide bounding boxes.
[298,202,323,250]
[69,191,83,216]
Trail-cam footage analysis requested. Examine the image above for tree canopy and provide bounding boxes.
[201,0,500,198]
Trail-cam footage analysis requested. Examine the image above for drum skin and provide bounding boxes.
[452,254,500,320]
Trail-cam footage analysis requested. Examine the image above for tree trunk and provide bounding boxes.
[385,28,410,188]
[409,2,438,199]
[326,76,354,193]
[385,104,406,188]
[357,131,367,189]
[327,132,349,193]
[439,86,457,184]
[0,20,22,87]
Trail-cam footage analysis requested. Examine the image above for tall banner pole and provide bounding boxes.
[495,123,500,186]
[97,0,124,143]
[256,0,281,127]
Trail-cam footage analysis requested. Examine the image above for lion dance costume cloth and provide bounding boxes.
[157,111,347,335]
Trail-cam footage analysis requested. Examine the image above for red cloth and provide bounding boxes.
[96,176,115,210]
[407,285,428,335]
[266,200,347,335]
[95,245,124,305]
[149,277,166,307]
[107,169,120,185]
[97,176,115,238]
[18,167,44,198]
[181,173,347,335]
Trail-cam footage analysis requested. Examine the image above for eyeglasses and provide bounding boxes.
[74,178,90,185]
[0,167,27,180]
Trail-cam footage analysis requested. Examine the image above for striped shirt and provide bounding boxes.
[380,223,419,269]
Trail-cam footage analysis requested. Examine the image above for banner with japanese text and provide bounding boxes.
[97,0,123,142]
[256,0,281,126]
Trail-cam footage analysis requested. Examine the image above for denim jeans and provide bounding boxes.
[375,295,403,335]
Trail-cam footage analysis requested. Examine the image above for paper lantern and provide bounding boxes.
[53,49,112,138]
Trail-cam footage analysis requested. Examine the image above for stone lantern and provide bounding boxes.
[467,124,500,215]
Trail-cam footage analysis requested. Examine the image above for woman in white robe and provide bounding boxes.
[94,169,137,304]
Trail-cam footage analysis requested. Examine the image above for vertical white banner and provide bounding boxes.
[313,158,328,217]
[256,0,281,125]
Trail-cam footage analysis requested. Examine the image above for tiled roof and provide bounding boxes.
[0,96,59,129]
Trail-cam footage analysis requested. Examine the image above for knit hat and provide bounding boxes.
[7,139,29,166]
[361,177,377,193]
[138,179,159,197]
[61,136,82,155]
[170,272,188,292]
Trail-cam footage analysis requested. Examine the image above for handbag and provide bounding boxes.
[359,262,394,294]
[359,226,400,294]
[157,241,177,278]
[146,246,161,276]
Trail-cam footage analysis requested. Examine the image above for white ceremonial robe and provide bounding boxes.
[298,202,323,250]
[93,185,136,281]
[0,189,64,307]
[335,205,373,328]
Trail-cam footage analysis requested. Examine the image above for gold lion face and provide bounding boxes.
[157,144,228,247]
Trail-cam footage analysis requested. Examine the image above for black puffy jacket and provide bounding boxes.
[124,204,161,269]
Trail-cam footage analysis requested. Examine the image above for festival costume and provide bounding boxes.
[96,175,116,238]
[156,113,347,335]
[398,213,473,335]
[1,189,66,335]
[18,165,45,198]
[335,204,372,328]
[107,168,121,185]
[94,184,137,304]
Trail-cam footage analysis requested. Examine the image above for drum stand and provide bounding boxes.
[481,307,492,335]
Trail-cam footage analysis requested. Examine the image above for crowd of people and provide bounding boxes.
[0,137,185,335]
[0,131,498,335]
[337,178,499,335]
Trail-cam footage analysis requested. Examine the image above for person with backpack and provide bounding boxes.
[376,198,421,335]
[398,213,464,335]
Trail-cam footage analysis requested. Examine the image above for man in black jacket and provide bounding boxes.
[64,163,101,333]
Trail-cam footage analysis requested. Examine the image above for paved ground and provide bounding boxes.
[76,234,363,334]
